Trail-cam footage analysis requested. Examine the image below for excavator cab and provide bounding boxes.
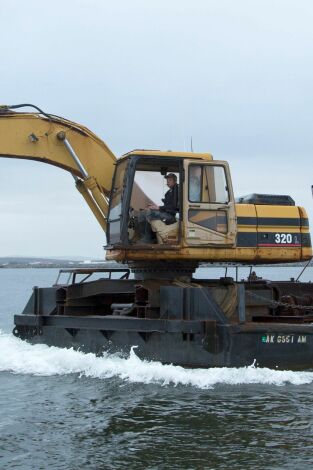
[107,152,237,250]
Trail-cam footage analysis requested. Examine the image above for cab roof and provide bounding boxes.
[121,150,213,161]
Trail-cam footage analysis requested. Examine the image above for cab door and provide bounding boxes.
[183,160,237,246]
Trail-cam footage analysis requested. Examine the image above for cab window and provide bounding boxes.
[188,164,229,204]
[109,159,128,221]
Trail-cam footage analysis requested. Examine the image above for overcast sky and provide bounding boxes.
[0,0,312,258]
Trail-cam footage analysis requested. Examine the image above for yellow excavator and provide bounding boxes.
[0,104,311,271]
[2,104,313,370]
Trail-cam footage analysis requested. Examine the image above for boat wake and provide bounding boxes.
[1,331,313,388]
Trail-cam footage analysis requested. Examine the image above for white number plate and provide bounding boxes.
[274,233,293,244]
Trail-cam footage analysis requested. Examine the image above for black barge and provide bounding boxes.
[13,266,313,370]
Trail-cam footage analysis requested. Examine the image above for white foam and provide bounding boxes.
[1,331,313,388]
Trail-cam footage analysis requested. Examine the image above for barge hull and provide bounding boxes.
[12,268,313,370]
[13,314,313,369]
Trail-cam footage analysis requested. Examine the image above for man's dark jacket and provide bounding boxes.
[159,184,179,223]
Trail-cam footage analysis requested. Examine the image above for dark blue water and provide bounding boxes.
[1,267,313,470]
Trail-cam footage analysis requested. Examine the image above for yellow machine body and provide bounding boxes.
[0,106,311,265]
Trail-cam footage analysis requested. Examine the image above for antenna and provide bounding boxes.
[190,136,193,152]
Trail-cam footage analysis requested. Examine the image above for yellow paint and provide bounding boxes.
[0,108,311,265]
[106,245,310,264]
[0,112,116,230]
[122,150,213,160]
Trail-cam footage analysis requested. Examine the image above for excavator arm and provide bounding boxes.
[0,104,117,231]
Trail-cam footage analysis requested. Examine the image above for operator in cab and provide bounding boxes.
[137,173,179,243]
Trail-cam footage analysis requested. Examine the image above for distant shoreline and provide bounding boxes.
[0,257,111,269]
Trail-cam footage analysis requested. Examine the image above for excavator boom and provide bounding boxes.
[0,105,116,230]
